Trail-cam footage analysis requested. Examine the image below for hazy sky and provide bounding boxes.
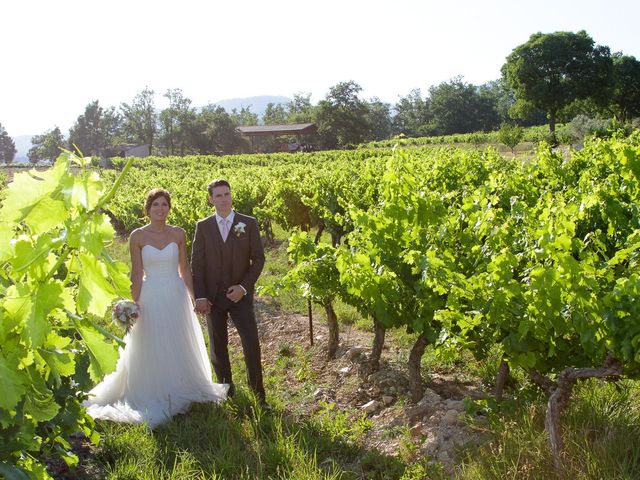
[3,0,639,136]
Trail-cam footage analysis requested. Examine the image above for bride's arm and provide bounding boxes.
[177,228,195,301]
[129,230,144,302]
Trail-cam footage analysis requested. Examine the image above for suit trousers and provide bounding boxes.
[206,293,265,401]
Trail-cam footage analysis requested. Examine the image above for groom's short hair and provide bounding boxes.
[208,179,231,196]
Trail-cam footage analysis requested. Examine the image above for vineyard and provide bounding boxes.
[2,131,640,478]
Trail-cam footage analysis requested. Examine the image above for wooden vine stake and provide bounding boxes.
[307,298,313,346]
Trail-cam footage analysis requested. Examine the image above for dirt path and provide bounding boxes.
[232,297,493,471]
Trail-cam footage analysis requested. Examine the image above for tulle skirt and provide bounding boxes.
[84,273,227,428]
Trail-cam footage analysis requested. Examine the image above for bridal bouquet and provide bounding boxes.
[112,300,139,332]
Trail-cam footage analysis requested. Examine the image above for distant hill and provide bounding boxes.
[212,96,291,121]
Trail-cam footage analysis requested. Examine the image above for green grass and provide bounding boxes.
[457,380,640,480]
[90,359,402,480]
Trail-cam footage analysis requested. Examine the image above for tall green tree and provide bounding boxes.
[68,100,121,156]
[365,97,393,141]
[286,93,315,124]
[230,106,258,126]
[262,102,288,125]
[609,53,640,123]
[194,105,246,154]
[479,79,547,127]
[120,87,157,154]
[427,76,499,135]
[477,81,511,125]
[392,89,430,137]
[502,30,612,144]
[28,127,65,163]
[0,123,16,164]
[316,81,370,149]
[158,88,196,155]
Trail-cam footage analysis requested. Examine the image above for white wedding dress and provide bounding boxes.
[84,242,227,428]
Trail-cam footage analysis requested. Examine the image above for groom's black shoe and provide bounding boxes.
[258,398,272,412]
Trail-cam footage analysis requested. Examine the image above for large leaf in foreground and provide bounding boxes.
[0,156,68,234]
[0,355,25,410]
[76,322,119,383]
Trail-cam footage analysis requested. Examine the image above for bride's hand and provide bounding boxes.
[194,298,211,314]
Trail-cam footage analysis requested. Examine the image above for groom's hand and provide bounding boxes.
[226,285,246,303]
[195,298,211,314]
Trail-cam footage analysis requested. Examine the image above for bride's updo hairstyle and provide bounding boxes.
[144,188,172,216]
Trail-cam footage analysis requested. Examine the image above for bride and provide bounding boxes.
[84,188,228,428]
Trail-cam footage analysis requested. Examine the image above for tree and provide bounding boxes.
[120,87,157,154]
[286,93,315,124]
[28,127,65,163]
[427,76,498,135]
[477,81,511,125]
[392,89,430,137]
[193,105,246,154]
[609,53,640,122]
[0,123,16,164]
[158,88,196,155]
[68,100,121,156]
[365,98,393,141]
[316,81,370,149]
[502,30,613,144]
[262,103,288,125]
[478,80,547,127]
[230,106,258,126]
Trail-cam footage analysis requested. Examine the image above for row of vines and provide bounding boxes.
[281,133,640,467]
[361,123,571,149]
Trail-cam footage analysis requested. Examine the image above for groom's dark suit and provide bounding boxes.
[191,212,266,400]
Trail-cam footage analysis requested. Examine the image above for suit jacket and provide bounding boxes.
[191,212,265,303]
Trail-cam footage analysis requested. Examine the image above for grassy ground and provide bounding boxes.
[78,231,640,480]
[458,380,640,479]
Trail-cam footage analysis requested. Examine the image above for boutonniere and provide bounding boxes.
[233,222,246,237]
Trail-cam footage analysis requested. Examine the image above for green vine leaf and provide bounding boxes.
[0,155,68,234]
[0,355,25,410]
[75,253,117,317]
[75,321,119,383]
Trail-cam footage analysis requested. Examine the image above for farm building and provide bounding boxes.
[236,123,317,153]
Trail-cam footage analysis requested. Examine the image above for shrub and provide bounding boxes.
[498,123,524,153]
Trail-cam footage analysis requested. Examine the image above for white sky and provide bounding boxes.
[2,0,639,136]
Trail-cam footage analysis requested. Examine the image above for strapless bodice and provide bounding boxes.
[142,242,179,279]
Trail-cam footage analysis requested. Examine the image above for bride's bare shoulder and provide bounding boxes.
[129,227,149,244]
[168,225,186,239]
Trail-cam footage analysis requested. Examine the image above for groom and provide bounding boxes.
[192,179,266,404]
